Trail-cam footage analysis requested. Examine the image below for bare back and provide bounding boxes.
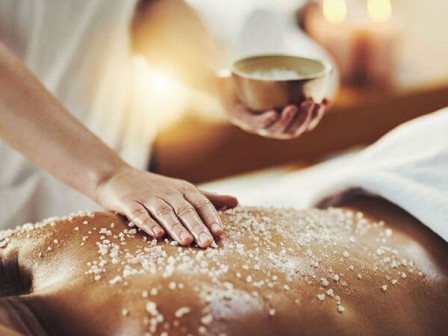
[0,197,447,335]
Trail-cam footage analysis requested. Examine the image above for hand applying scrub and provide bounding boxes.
[96,168,238,248]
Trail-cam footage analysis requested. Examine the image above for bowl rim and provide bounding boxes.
[231,54,332,82]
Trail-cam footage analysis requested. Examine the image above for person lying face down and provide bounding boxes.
[0,196,446,336]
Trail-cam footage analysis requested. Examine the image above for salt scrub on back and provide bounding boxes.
[0,206,424,335]
[249,68,302,80]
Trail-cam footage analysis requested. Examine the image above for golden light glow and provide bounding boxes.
[133,55,189,130]
[367,0,392,23]
[134,56,179,94]
[323,0,347,24]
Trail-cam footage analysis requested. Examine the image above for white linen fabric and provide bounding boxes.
[0,0,149,227]
[310,107,448,242]
[203,108,448,242]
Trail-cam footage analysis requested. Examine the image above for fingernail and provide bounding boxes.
[211,223,222,233]
[153,227,164,237]
[180,231,191,243]
[199,232,212,245]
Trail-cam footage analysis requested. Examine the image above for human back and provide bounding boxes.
[1,198,446,335]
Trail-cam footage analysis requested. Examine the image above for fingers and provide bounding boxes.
[126,203,165,238]
[123,191,237,249]
[231,103,279,132]
[265,105,298,135]
[200,191,238,210]
[170,196,215,248]
[145,198,194,247]
[307,103,325,131]
[229,96,327,139]
[184,191,224,237]
[286,100,314,137]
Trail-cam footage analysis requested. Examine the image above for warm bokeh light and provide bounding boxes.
[367,0,392,23]
[134,56,179,95]
[133,55,189,130]
[322,0,347,24]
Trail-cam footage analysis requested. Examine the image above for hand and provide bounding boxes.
[216,74,328,140]
[229,98,328,140]
[95,167,238,248]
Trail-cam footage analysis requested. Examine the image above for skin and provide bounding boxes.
[0,196,446,335]
[0,0,330,248]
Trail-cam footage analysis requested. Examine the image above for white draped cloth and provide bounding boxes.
[203,108,448,242]
[0,0,151,226]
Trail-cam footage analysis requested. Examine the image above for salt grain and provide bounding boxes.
[175,307,191,318]
[201,314,213,325]
[320,278,330,287]
[145,301,158,316]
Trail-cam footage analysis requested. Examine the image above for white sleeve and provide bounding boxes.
[310,107,448,242]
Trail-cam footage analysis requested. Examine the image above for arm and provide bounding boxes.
[0,43,125,202]
[0,42,237,248]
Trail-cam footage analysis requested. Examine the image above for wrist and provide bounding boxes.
[89,161,133,203]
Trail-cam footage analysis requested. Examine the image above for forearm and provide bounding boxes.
[0,42,130,200]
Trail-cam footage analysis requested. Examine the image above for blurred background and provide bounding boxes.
[138,0,448,183]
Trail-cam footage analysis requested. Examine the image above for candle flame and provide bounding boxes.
[367,0,392,23]
[323,0,347,24]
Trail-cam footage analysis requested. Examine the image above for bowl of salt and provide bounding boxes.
[231,54,332,111]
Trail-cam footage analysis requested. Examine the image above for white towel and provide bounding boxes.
[202,107,448,242]
[308,107,448,241]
